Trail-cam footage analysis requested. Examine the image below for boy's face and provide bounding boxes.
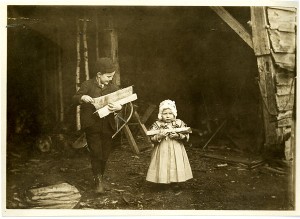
[161,108,175,123]
[97,72,115,85]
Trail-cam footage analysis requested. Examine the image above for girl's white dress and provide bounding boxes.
[146,119,193,184]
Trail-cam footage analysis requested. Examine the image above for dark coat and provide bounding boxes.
[73,78,119,131]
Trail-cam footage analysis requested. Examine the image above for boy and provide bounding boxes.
[73,57,122,194]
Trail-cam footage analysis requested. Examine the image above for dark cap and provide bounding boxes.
[94,57,116,73]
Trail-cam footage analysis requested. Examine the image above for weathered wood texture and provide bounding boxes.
[258,6,296,155]
[267,7,297,32]
[251,7,271,55]
[250,7,278,147]
[271,52,296,71]
[268,30,296,53]
[26,183,81,209]
[210,6,253,49]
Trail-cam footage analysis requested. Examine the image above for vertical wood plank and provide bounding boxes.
[251,7,271,55]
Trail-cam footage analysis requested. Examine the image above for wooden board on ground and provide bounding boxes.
[202,153,265,169]
[26,182,81,209]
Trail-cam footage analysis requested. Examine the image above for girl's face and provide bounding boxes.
[97,72,115,85]
[161,108,175,123]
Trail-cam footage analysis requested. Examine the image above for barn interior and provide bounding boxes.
[7,6,265,156]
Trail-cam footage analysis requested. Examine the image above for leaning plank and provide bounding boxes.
[271,52,295,71]
[267,8,296,32]
[147,127,192,136]
[268,29,296,53]
[211,6,253,49]
[92,86,133,110]
[95,94,137,118]
[123,125,140,154]
[141,104,156,124]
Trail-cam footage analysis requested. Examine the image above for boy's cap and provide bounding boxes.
[95,57,116,73]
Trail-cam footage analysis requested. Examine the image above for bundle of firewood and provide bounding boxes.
[26,182,81,209]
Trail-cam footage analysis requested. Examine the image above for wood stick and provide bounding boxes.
[202,120,227,150]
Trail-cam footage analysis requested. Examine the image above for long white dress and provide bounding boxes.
[146,119,193,184]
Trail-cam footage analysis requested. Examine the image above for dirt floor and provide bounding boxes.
[6,133,294,211]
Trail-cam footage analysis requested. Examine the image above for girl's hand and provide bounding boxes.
[81,95,94,103]
[169,132,180,139]
[108,102,122,111]
[157,130,168,140]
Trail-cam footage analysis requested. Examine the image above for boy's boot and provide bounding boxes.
[94,174,104,194]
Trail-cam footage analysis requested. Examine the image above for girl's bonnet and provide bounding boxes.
[158,99,177,120]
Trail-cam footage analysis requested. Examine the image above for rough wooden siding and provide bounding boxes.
[251,6,296,152]
[266,7,296,149]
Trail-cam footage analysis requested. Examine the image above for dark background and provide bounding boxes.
[7,6,263,151]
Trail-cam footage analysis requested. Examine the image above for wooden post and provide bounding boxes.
[108,18,121,86]
[76,19,81,130]
[56,26,64,122]
[82,18,90,80]
[251,7,278,149]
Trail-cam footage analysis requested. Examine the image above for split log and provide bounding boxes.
[147,127,192,136]
[92,86,133,110]
[95,94,137,118]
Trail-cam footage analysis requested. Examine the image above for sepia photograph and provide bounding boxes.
[2,1,299,216]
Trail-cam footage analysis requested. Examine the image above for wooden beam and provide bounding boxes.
[210,6,253,49]
[250,7,271,55]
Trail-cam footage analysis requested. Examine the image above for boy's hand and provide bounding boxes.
[81,95,94,103]
[108,102,122,112]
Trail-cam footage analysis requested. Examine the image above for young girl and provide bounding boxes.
[146,99,193,185]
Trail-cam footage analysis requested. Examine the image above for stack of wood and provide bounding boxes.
[26,183,81,209]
